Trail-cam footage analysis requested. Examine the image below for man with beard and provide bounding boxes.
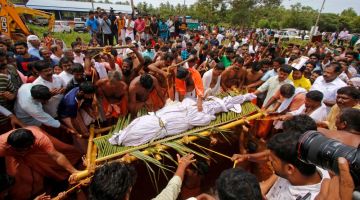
[128,74,166,116]
[220,57,247,92]
[310,62,347,107]
[65,63,92,94]
[121,48,144,85]
[33,60,66,118]
[320,86,360,130]
[14,41,40,77]
[39,48,56,68]
[58,82,97,151]
[263,132,330,200]
[96,71,129,120]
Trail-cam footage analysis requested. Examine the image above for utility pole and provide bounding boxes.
[310,0,326,39]
[91,0,94,10]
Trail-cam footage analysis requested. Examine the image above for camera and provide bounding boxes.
[297,130,360,186]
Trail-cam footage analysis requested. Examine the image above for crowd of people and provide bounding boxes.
[0,8,359,200]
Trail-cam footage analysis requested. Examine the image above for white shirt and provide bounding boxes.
[289,103,328,122]
[73,53,85,65]
[257,76,293,106]
[14,83,61,128]
[50,54,61,63]
[202,69,221,97]
[216,33,224,44]
[33,75,66,117]
[310,76,347,103]
[167,20,175,33]
[59,71,74,85]
[94,62,108,79]
[266,168,330,200]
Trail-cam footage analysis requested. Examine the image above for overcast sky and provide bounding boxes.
[113,0,359,14]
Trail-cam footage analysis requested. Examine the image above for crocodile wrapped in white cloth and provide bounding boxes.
[109,93,257,146]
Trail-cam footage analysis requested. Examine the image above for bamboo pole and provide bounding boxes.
[73,112,264,180]
[87,45,134,51]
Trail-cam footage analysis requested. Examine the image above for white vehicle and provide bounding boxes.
[274,30,302,41]
[53,21,72,33]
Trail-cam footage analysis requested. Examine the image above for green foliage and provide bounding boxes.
[135,0,358,32]
[27,24,91,47]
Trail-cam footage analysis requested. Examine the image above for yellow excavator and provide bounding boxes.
[0,0,54,40]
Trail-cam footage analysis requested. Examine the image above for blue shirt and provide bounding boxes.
[181,50,190,60]
[142,50,155,60]
[261,69,277,82]
[58,87,79,118]
[28,47,41,59]
[85,18,99,35]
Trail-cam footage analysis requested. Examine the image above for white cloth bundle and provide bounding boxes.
[109,93,256,146]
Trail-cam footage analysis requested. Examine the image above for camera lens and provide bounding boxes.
[297,130,360,186]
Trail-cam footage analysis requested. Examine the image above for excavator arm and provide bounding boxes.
[14,5,55,33]
[0,0,31,38]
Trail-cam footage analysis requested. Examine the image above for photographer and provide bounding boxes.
[263,131,330,199]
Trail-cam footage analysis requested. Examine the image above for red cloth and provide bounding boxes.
[0,126,81,200]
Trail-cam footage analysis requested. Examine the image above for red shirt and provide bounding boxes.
[134,19,145,32]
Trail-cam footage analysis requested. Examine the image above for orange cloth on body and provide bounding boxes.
[146,89,165,112]
[101,96,128,118]
[0,126,81,200]
[175,68,204,97]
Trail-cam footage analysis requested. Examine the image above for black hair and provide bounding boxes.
[260,58,273,66]
[14,41,28,48]
[163,52,174,61]
[89,10,94,15]
[34,60,51,72]
[267,131,317,176]
[50,44,58,53]
[279,64,293,74]
[283,114,317,133]
[326,62,342,73]
[176,67,189,79]
[216,167,262,200]
[71,41,81,49]
[186,42,192,47]
[337,86,360,100]
[305,61,316,68]
[30,85,52,100]
[59,57,72,67]
[225,47,234,53]
[140,74,153,90]
[235,56,244,64]
[345,51,359,61]
[143,56,153,73]
[214,62,225,71]
[0,174,15,192]
[306,90,323,102]
[312,70,322,76]
[125,37,132,42]
[273,57,285,65]
[279,84,295,98]
[339,108,360,132]
[89,162,137,200]
[123,58,133,68]
[309,53,320,59]
[79,81,96,94]
[72,63,84,73]
[7,128,35,149]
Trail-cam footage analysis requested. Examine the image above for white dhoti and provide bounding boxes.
[109,93,256,146]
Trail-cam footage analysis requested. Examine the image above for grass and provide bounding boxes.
[27,24,91,47]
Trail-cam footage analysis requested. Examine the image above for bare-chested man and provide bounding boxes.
[121,48,144,85]
[220,57,247,91]
[319,108,360,148]
[128,74,166,116]
[96,71,129,119]
[245,62,264,91]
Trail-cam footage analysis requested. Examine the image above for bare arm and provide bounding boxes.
[148,61,168,77]
[220,71,230,91]
[47,150,77,174]
[133,48,144,73]
[246,79,265,89]
[260,174,278,196]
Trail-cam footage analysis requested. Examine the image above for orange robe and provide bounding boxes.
[175,68,204,98]
[145,89,166,112]
[0,126,81,200]
[101,96,128,118]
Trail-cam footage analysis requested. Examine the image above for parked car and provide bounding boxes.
[74,22,87,32]
[274,30,302,41]
[53,21,71,33]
